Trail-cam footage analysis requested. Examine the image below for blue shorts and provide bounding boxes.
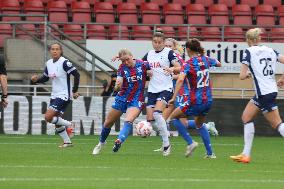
[175,95,189,108]
[49,98,71,114]
[179,101,212,116]
[251,92,278,113]
[112,99,144,113]
[147,90,173,108]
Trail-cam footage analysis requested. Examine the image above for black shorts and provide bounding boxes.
[251,92,278,113]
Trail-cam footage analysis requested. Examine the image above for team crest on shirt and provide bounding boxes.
[66,61,73,67]
[124,70,128,75]
[137,67,142,73]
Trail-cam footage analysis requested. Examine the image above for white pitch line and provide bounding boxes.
[1,165,284,174]
[0,177,283,184]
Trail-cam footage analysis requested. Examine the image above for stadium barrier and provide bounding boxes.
[0,95,282,136]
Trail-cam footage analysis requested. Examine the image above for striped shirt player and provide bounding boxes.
[112,60,150,113]
[180,56,218,116]
[242,45,279,112]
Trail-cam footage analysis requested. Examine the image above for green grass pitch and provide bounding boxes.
[0,135,283,189]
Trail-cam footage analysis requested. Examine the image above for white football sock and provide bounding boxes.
[278,123,284,137]
[56,126,71,143]
[153,111,170,147]
[242,122,255,156]
[52,117,72,127]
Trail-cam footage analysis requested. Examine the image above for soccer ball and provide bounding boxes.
[135,121,152,137]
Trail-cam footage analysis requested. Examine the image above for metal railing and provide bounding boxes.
[7,84,284,99]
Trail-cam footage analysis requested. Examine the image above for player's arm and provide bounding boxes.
[168,50,181,74]
[114,76,123,92]
[0,74,8,108]
[63,60,80,99]
[31,67,49,83]
[276,54,284,87]
[169,73,185,104]
[239,64,250,80]
[239,49,251,80]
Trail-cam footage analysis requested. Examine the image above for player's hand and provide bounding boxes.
[1,96,8,108]
[147,70,153,77]
[73,92,80,99]
[168,98,175,105]
[31,75,38,83]
[277,78,284,88]
[163,67,173,76]
[111,56,119,62]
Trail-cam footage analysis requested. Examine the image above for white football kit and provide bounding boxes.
[143,47,178,93]
[242,45,279,97]
[44,56,77,100]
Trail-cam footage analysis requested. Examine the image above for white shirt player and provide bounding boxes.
[143,47,178,93]
[44,56,76,100]
[242,45,279,97]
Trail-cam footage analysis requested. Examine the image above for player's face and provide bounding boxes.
[120,54,134,67]
[50,44,62,59]
[152,37,165,51]
[165,40,174,50]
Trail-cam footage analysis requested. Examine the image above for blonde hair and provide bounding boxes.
[118,49,133,58]
[165,38,184,54]
[246,28,262,44]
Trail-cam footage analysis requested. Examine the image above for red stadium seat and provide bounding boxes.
[0,24,12,47]
[263,0,282,8]
[141,3,161,24]
[38,24,60,39]
[103,0,122,6]
[132,25,152,40]
[109,25,129,40]
[63,24,84,40]
[259,28,269,42]
[201,27,221,41]
[172,0,191,7]
[224,27,244,42]
[87,25,107,39]
[47,0,68,22]
[150,0,169,7]
[208,4,229,25]
[127,0,144,6]
[94,2,115,23]
[240,0,258,8]
[23,0,45,21]
[157,26,176,38]
[16,24,37,39]
[232,4,252,25]
[0,0,21,21]
[163,3,184,24]
[278,6,284,25]
[186,4,207,25]
[270,27,284,42]
[177,26,199,41]
[117,2,138,24]
[255,5,275,26]
[71,1,91,22]
[194,0,214,8]
[218,0,236,8]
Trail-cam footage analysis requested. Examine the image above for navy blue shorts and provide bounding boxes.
[112,99,144,113]
[49,98,71,114]
[147,90,173,108]
[179,101,212,116]
[251,92,278,113]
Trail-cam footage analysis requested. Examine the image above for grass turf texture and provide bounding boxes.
[0,135,283,189]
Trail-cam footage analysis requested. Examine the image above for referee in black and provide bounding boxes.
[0,54,8,108]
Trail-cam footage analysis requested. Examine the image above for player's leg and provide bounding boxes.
[45,99,73,147]
[146,92,159,134]
[230,99,259,163]
[113,106,141,152]
[153,91,172,156]
[92,100,123,155]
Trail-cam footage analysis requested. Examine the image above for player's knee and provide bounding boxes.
[153,110,162,120]
[45,114,53,122]
[241,114,251,123]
